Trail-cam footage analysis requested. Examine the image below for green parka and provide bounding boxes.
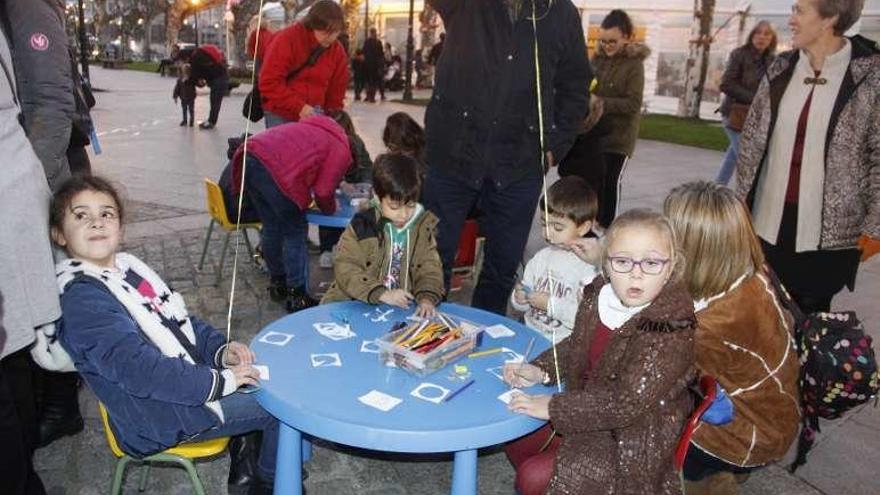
[592,42,650,157]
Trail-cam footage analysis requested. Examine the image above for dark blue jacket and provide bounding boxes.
[58,277,227,457]
[425,0,590,188]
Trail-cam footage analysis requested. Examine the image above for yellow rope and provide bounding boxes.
[226,1,267,347]
[529,0,561,392]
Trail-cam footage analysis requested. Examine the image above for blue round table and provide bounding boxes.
[251,301,553,495]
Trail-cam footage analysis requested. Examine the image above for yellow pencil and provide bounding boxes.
[468,347,503,359]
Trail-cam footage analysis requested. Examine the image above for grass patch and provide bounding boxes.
[123,61,160,73]
[392,99,728,151]
[639,114,727,151]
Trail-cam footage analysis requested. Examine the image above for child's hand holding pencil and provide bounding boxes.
[502,363,546,388]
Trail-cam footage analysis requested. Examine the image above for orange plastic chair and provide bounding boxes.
[674,375,719,472]
[198,178,262,284]
[99,402,229,494]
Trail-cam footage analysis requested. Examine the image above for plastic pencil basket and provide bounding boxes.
[377,315,483,377]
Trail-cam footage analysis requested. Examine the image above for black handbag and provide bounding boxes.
[242,82,263,122]
[241,44,328,123]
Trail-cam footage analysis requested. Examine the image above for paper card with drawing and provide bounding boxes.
[310,353,342,367]
[312,322,356,341]
[358,390,403,412]
[498,389,525,405]
[484,324,516,339]
[257,331,294,347]
[410,383,451,404]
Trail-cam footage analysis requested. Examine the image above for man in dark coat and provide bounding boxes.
[422,0,590,315]
[185,44,229,130]
[362,28,384,103]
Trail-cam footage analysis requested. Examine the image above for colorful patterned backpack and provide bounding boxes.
[767,269,879,472]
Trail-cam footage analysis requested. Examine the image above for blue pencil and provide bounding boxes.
[444,379,475,402]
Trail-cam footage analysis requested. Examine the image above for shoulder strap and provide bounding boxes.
[763,265,807,323]
[285,44,329,83]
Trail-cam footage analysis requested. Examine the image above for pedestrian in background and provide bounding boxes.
[715,21,777,185]
[173,64,197,127]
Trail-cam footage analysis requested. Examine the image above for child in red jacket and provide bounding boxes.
[232,113,353,312]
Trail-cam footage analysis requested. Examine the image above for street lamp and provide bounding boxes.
[402,0,415,100]
[190,0,200,45]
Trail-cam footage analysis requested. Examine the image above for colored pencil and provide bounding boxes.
[468,347,503,359]
[444,379,475,402]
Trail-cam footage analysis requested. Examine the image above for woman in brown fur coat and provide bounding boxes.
[503,209,696,494]
[665,182,800,495]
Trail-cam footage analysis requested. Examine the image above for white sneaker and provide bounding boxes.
[319,251,334,269]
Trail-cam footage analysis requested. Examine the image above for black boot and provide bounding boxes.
[228,432,261,487]
[267,278,287,303]
[286,286,318,313]
[36,371,84,448]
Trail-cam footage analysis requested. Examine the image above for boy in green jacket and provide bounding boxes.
[321,153,444,317]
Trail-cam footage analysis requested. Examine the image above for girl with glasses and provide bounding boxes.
[501,208,696,494]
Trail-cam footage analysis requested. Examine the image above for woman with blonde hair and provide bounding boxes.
[664,181,800,494]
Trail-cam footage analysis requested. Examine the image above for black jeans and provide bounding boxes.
[0,349,45,495]
[422,168,543,315]
[180,99,195,124]
[599,152,628,228]
[683,444,755,481]
[207,76,229,125]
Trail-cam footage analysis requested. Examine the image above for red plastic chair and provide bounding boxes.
[674,375,718,471]
[451,219,485,291]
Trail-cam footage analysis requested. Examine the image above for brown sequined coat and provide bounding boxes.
[532,277,696,494]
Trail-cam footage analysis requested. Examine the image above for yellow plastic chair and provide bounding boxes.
[99,403,229,495]
[198,178,262,284]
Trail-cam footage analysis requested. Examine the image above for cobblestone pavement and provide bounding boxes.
[32,67,879,494]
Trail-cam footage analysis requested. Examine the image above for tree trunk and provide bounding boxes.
[678,0,716,118]
[231,0,262,70]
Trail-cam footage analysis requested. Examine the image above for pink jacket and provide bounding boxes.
[232,115,352,213]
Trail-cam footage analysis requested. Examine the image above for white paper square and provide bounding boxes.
[253,365,270,380]
[257,331,294,347]
[485,324,516,339]
[358,390,403,412]
[360,339,380,353]
[310,353,342,367]
[498,389,525,405]
[410,382,451,404]
[486,366,505,381]
[501,347,525,363]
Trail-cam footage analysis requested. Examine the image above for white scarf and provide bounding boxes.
[597,283,648,330]
[39,253,223,421]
